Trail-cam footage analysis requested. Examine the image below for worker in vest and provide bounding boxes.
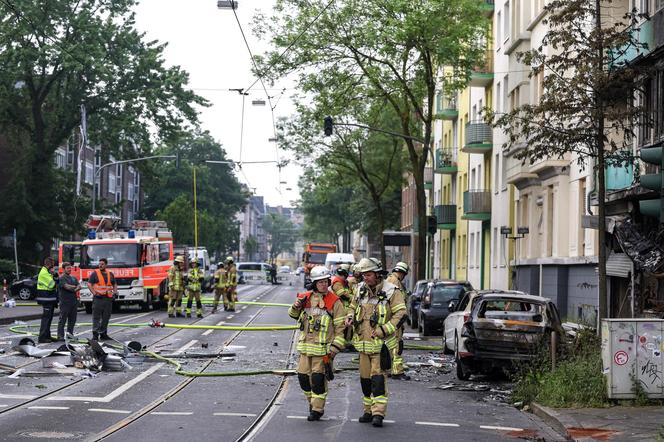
[88,258,117,340]
[185,258,204,318]
[288,266,347,421]
[167,256,186,318]
[211,261,227,313]
[36,257,59,343]
[225,256,237,312]
[386,261,410,380]
[350,258,406,427]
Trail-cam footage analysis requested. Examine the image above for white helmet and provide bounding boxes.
[310,265,331,282]
[355,258,381,273]
[393,261,409,274]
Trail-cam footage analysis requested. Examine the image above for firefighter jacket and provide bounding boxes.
[226,264,237,288]
[386,272,405,291]
[168,265,184,291]
[350,280,406,354]
[289,290,347,356]
[214,268,227,289]
[35,266,57,304]
[330,275,352,307]
[187,267,204,291]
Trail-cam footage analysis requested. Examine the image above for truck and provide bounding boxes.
[62,217,174,313]
[302,242,337,287]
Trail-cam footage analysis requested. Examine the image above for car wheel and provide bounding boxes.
[455,334,471,381]
[140,292,152,312]
[442,333,453,355]
[17,287,32,301]
[421,316,429,336]
[84,303,93,314]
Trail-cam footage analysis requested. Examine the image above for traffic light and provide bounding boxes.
[324,116,333,136]
[639,145,664,222]
[427,215,437,235]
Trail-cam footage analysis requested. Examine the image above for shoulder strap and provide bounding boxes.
[323,291,340,313]
[95,269,107,286]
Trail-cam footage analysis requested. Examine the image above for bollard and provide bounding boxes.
[2,278,7,303]
[551,331,558,371]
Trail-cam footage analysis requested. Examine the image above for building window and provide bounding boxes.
[657,0,664,12]
[108,172,116,194]
[503,1,510,43]
[470,233,475,269]
[501,155,508,191]
[84,161,94,185]
[496,82,502,113]
[128,183,134,202]
[496,11,502,48]
[115,191,121,204]
[492,228,498,268]
[133,198,139,213]
[494,153,500,193]
[94,148,101,167]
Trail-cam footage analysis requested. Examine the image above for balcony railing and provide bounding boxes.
[435,204,457,229]
[462,121,493,154]
[470,50,494,87]
[435,147,458,174]
[434,94,458,120]
[463,189,491,221]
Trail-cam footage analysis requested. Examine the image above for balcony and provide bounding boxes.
[424,166,433,190]
[434,94,458,120]
[481,0,494,17]
[435,147,458,174]
[435,204,457,230]
[462,121,493,155]
[470,50,494,88]
[610,9,663,68]
[606,160,634,192]
[505,155,538,189]
[463,190,491,221]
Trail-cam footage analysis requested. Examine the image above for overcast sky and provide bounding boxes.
[134,0,300,208]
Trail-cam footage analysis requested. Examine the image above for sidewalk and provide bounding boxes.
[0,305,55,325]
[532,402,664,441]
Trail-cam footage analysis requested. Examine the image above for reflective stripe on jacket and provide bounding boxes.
[187,268,203,291]
[35,267,57,304]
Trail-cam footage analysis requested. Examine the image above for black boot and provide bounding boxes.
[100,334,111,341]
[372,415,384,427]
[92,333,99,341]
[307,410,323,421]
[358,412,373,423]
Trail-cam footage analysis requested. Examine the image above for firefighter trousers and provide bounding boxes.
[168,290,184,315]
[225,287,237,310]
[359,352,388,417]
[391,327,405,375]
[297,355,327,413]
[185,290,203,317]
[212,288,225,311]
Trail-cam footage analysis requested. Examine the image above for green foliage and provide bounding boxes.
[243,235,259,260]
[145,131,246,256]
[513,329,609,408]
[262,212,299,263]
[0,0,205,260]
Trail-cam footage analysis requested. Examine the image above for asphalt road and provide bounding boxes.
[0,282,564,441]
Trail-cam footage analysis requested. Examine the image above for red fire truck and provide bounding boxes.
[302,242,337,287]
[59,217,173,313]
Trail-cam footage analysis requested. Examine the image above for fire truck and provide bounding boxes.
[59,216,173,313]
[302,242,337,287]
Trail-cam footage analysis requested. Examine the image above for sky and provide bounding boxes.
[133,0,300,208]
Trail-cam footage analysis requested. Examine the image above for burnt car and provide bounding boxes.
[456,291,564,380]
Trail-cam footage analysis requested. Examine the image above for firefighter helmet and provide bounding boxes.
[190,258,198,265]
[310,266,331,282]
[393,261,409,274]
[355,258,381,273]
[336,263,350,277]
[174,256,185,264]
[225,256,234,263]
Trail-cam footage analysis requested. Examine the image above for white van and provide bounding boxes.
[325,253,356,273]
[236,262,271,284]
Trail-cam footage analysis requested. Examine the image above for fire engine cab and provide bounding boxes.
[63,217,174,313]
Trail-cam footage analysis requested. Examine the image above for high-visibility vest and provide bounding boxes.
[37,266,55,291]
[92,270,114,298]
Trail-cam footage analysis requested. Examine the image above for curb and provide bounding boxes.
[0,307,86,326]
[530,402,573,441]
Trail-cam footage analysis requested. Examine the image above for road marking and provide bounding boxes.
[202,321,225,336]
[227,315,234,319]
[0,404,8,408]
[480,425,525,432]
[89,408,132,414]
[213,412,257,417]
[416,421,460,427]
[47,363,164,403]
[28,406,69,410]
[352,418,395,423]
[286,415,307,420]
[151,411,193,416]
[241,306,247,310]
[0,394,38,400]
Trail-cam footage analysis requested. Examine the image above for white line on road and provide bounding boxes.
[28,406,69,410]
[480,425,525,432]
[89,408,132,414]
[202,321,226,336]
[351,418,396,423]
[213,412,257,417]
[415,421,460,427]
[47,362,164,403]
[0,404,7,408]
[151,411,193,416]
[0,394,38,400]
[227,315,234,319]
[241,306,247,310]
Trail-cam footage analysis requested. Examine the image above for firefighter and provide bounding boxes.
[347,264,360,294]
[211,262,227,313]
[288,266,347,421]
[167,256,186,318]
[185,258,204,318]
[350,258,406,427]
[386,261,410,380]
[225,256,237,312]
[330,264,352,309]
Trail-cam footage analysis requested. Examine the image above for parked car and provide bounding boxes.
[418,280,472,336]
[278,266,291,273]
[295,266,304,276]
[407,279,430,329]
[443,290,482,355]
[11,275,38,300]
[455,291,564,380]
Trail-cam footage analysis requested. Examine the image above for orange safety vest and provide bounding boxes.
[92,269,114,298]
[330,275,347,289]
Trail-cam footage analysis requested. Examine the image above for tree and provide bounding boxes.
[280,100,404,263]
[262,212,299,264]
[0,0,206,260]
[243,235,259,261]
[255,0,489,279]
[144,131,247,257]
[491,0,649,321]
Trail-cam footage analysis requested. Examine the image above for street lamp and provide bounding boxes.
[501,226,529,240]
[217,0,238,9]
[91,155,175,213]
